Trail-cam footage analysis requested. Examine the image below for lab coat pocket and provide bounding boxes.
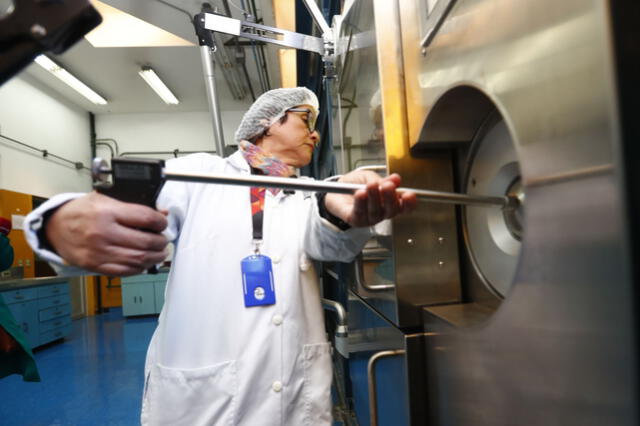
[145,360,237,426]
[302,342,333,426]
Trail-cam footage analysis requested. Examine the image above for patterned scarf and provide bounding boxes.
[239,140,295,196]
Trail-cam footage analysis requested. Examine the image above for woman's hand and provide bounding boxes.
[323,171,417,228]
[45,192,169,276]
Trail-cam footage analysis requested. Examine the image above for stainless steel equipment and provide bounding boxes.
[329,0,638,424]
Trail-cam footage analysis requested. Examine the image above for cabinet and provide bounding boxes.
[121,273,168,317]
[0,280,71,349]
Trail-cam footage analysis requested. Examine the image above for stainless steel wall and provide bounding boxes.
[394,0,637,424]
[330,0,639,424]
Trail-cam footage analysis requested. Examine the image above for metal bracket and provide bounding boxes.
[420,0,457,54]
[202,13,325,55]
[200,0,336,77]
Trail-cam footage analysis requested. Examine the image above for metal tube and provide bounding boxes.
[302,0,332,37]
[199,45,226,157]
[367,350,405,426]
[321,298,347,331]
[163,170,514,209]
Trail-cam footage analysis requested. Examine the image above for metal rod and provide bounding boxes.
[367,350,405,426]
[302,0,332,37]
[199,45,226,157]
[163,170,514,209]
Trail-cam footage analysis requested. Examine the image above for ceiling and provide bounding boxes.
[22,0,284,114]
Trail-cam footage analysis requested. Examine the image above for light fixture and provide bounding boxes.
[86,0,195,48]
[34,55,108,105]
[138,67,179,105]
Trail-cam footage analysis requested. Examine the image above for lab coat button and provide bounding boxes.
[272,381,283,392]
[272,314,283,326]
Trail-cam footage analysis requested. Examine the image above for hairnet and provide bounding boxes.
[234,87,319,144]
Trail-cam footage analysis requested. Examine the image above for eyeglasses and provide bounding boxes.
[287,107,317,133]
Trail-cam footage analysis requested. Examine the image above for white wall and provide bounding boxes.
[0,74,248,199]
[95,109,245,161]
[0,74,93,197]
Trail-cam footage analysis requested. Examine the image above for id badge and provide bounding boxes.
[241,254,276,307]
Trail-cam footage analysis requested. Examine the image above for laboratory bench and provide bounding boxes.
[0,277,72,349]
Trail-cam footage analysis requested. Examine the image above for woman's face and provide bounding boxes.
[256,104,320,168]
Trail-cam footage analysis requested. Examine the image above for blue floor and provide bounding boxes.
[0,308,157,425]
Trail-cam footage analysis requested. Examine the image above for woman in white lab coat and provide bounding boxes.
[25,87,416,425]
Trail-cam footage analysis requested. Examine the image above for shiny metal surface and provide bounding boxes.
[368,0,463,328]
[200,45,226,155]
[367,350,405,426]
[402,0,617,179]
[165,169,514,207]
[395,0,637,424]
[420,0,457,49]
[321,298,349,358]
[301,0,332,37]
[464,113,522,297]
[203,13,325,55]
[348,292,426,425]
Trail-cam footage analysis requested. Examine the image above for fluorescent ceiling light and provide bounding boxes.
[34,55,107,105]
[86,0,194,48]
[138,67,179,105]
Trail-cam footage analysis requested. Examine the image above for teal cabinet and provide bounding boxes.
[121,273,168,317]
[6,300,39,348]
[0,280,71,349]
[154,280,167,313]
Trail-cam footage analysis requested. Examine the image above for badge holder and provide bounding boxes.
[241,237,276,307]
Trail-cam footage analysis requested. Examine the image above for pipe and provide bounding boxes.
[89,112,96,159]
[367,350,405,426]
[200,45,227,157]
[96,138,120,156]
[321,298,347,336]
[95,142,115,159]
[0,133,87,170]
[120,150,216,158]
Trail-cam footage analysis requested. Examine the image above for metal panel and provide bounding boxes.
[336,0,463,330]
[391,0,638,423]
[423,174,635,425]
[348,292,426,426]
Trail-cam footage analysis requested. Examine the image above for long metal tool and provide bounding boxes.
[92,157,516,210]
[163,169,516,209]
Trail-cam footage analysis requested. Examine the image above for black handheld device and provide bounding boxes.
[92,157,167,274]
[92,157,166,208]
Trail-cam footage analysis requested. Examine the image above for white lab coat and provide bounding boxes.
[25,151,371,426]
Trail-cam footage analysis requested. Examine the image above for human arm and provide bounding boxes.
[323,171,417,228]
[24,154,219,276]
[26,192,168,276]
[46,192,168,276]
[304,171,417,262]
